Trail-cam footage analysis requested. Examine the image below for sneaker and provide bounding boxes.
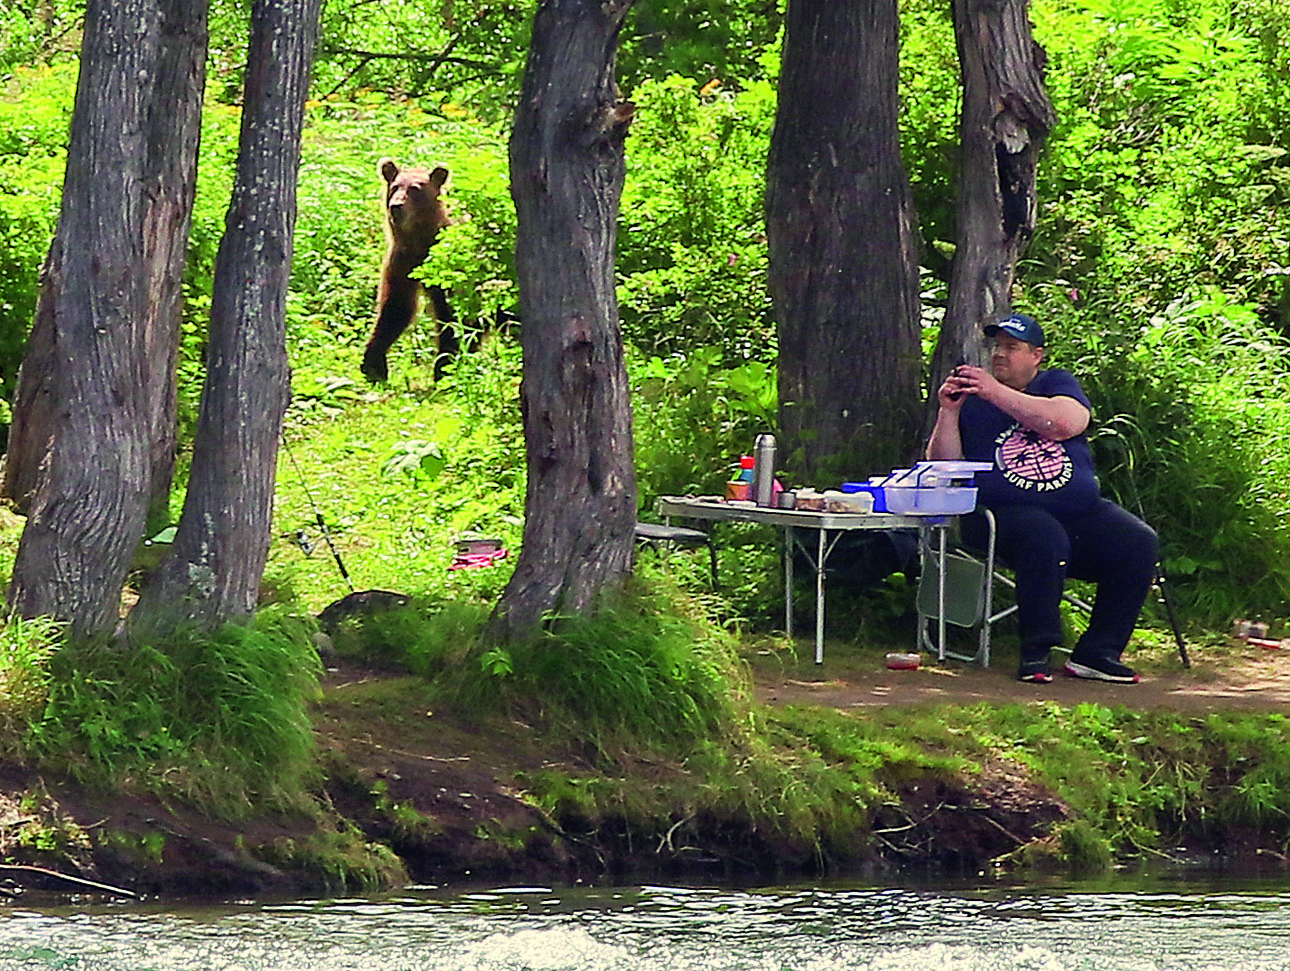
[1064,656,1140,684]
[1017,658,1053,684]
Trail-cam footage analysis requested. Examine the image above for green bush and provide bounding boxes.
[443,579,749,759]
[0,64,73,401]
[23,610,321,814]
[0,615,60,754]
[1031,0,1290,325]
[618,75,777,363]
[1048,288,1290,622]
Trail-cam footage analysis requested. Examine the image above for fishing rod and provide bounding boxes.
[281,434,356,594]
[1095,420,1190,668]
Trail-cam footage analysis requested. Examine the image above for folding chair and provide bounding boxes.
[634,520,719,587]
[916,508,1092,666]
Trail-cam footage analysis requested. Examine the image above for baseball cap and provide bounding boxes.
[984,313,1044,347]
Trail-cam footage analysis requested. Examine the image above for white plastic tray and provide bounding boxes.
[882,486,978,515]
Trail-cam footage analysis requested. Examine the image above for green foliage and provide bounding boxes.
[0,1,81,70]
[256,822,408,894]
[4,0,1290,876]
[383,438,447,482]
[631,346,778,506]
[0,615,60,753]
[1206,713,1290,826]
[898,0,960,277]
[443,579,749,758]
[323,597,490,680]
[272,335,526,613]
[23,611,321,815]
[304,1,782,122]
[931,702,1290,859]
[0,63,73,401]
[1054,289,1290,621]
[619,75,777,363]
[1031,0,1290,324]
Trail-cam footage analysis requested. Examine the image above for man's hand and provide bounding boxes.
[939,364,999,408]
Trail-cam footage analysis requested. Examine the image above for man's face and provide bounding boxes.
[990,334,1044,390]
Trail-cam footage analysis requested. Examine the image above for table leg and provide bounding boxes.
[937,524,947,662]
[815,527,826,664]
[784,525,793,640]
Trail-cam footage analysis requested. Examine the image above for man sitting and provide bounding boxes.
[926,313,1158,684]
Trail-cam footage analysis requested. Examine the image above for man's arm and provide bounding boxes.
[926,373,966,460]
[951,366,1089,441]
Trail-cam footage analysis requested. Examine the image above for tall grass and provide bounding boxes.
[0,615,60,756]
[439,578,750,759]
[22,609,321,815]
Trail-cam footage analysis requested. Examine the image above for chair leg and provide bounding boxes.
[980,507,996,667]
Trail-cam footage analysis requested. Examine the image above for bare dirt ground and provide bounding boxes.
[752,637,1290,713]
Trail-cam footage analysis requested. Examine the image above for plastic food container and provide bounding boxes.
[885,652,921,670]
[823,490,874,513]
[882,485,978,515]
[878,461,993,515]
[794,489,826,511]
[841,481,887,512]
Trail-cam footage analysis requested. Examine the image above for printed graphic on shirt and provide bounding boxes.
[994,423,1073,492]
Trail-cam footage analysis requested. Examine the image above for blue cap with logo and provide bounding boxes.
[984,313,1044,347]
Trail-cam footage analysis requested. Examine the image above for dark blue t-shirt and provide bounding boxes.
[959,368,1100,519]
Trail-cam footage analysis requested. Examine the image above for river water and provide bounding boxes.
[2,876,1290,970]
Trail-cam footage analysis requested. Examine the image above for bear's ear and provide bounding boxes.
[379,158,400,184]
[429,166,450,189]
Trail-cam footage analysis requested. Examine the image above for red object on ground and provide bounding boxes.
[450,548,509,570]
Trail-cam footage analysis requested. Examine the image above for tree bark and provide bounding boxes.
[128,0,323,635]
[489,0,638,640]
[766,0,924,484]
[2,1,208,525]
[5,0,162,637]
[930,0,1055,389]
[140,0,210,527]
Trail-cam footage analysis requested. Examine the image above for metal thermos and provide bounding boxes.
[753,433,776,506]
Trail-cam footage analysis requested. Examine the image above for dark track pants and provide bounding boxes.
[961,499,1159,662]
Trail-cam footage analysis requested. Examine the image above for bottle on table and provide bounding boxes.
[753,433,776,507]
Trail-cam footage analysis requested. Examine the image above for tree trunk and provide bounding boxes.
[488,0,638,640]
[128,0,323,635]
[5,0,162,638]
[2,1,207,525]
[930,0,1055,388]
[141,0,210,527]
[0,251,58,513]
[766,0,924,484]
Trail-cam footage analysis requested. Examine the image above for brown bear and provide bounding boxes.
[362,158,457,383]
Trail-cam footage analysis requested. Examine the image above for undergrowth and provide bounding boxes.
[18,609,321,816]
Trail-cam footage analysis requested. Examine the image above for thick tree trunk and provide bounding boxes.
[5,0,162,637]
[128,0,323,635]
[766,0,924,484]
[930,0,1055,388]
[2,1,207,524]
[489,0,638,640]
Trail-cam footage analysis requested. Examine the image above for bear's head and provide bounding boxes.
[380,158,451,240]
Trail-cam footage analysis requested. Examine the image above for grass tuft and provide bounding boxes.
[22,609,321,816]
[443,578,750,758]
